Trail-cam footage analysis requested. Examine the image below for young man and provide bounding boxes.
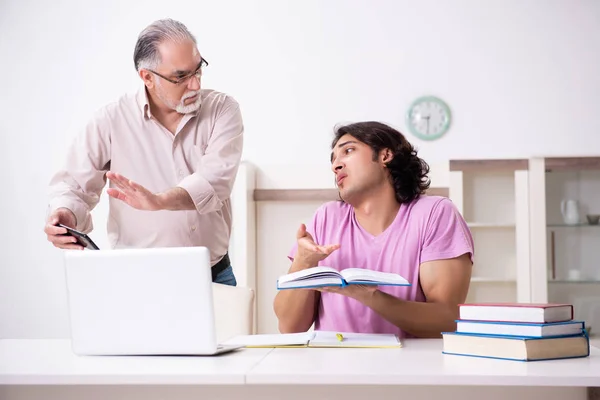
[273,121,474,338]
[43,19,243,286]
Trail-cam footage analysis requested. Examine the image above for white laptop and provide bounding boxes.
[63,246,243,356]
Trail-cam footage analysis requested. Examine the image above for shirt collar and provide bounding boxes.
[136,85,152,119]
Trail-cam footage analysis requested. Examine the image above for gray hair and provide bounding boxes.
[133,19,197,71]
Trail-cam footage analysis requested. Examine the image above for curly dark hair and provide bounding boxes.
[331,121,431,204]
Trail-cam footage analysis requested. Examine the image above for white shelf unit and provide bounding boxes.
[449,160,531,303]
[528,156,600,335]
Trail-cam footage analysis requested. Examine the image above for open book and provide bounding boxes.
[276,266,410,289]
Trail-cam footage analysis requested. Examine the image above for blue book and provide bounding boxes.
[455,319,585,338]
[276,266,411,290]
[442,331,590,361]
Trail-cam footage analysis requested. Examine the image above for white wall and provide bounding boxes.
[1,0,599,338]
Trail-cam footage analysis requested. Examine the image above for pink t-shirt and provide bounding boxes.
[288,195,474,338]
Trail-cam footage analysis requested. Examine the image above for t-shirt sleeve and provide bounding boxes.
[287,205,325,262]
[420,198,475,264]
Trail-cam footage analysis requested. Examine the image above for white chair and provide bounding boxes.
[212,283,255,343]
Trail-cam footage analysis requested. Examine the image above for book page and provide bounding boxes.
[340,268,410,285]
[308,331,402,348]
[277,266,341,285]
[221,332,315,347]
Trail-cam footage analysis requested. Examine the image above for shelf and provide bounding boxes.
[547,223,600,228]
[548,280,600,284]
[470,277,516,283]
[253,187,449,201]
[254,189,338,202]
[449,159,529,172]
[467,222,515,228]
[544,157,600,172]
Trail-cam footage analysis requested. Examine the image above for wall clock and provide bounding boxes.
[406,96,451,141]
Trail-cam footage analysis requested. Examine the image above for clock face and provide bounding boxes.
[406,96,451,140]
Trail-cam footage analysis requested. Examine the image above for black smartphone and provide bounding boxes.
[57,224,100,250]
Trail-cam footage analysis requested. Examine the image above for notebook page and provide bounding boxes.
[221,332,315,347]
[309,331,402,348]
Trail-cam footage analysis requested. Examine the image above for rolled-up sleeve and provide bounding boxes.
[177,100,244,214]
[47,109,111,233]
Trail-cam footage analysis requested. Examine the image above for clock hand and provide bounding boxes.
[423,115,430,134]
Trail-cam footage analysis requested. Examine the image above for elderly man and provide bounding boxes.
[44,19,243,286]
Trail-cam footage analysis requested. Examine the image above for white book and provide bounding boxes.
[455,320,585,338]
[458,303,574,323]
[276,266,410,290]
[442,332,590,361]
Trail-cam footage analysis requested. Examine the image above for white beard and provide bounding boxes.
[175,90,202,114]
[155,81,202,114]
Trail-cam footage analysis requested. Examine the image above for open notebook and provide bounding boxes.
[309,331,402,348]
[222,331,402,348]
[221,332,314,348]
[277,266,410,289]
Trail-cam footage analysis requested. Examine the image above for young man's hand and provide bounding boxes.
[318,284,379,304]
[293,223,340,269]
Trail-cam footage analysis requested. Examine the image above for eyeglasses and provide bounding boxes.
[147,58,209,85]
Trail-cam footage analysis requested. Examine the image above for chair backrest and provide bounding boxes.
[212,283,255,342]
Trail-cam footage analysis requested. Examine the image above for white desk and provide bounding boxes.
[0,339,271,385]
[0,339,598,400]
[247,338,600,387]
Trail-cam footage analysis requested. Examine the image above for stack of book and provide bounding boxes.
[442,302,590,361]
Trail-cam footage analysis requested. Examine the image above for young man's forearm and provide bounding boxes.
[274,289,319,333]
[273,258,319,333]
[362,290,459,338]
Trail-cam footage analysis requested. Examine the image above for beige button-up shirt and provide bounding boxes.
[48,86,244,266]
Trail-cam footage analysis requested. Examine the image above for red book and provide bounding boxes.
[458,303,574,323]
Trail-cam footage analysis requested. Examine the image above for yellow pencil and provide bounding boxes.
[336,333,344,342]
